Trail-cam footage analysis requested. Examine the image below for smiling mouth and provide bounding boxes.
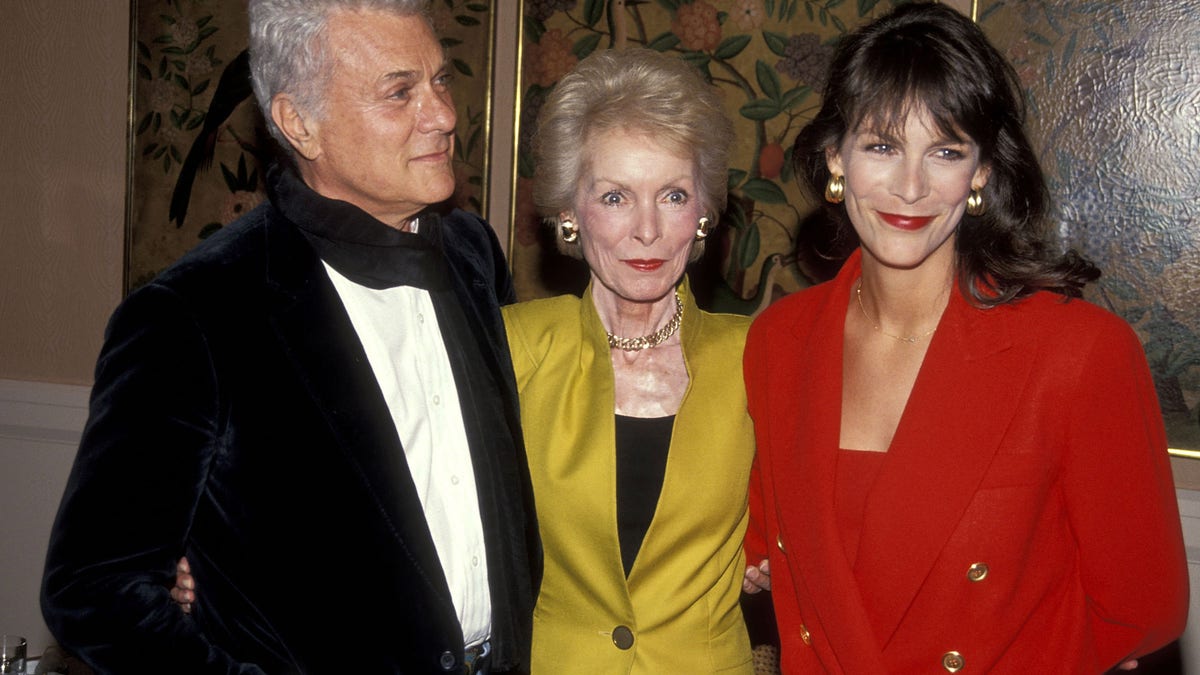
[879,212,934,230]
[413,148,451,163]
[624,259,666,271]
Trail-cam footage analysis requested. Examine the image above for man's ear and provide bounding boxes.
[271,94,320,161]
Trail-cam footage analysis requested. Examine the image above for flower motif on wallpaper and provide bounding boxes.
[775,32,832,88]
[530,29,580,87]
[732,0,768,31]
[672,1,723,51]
[135,4,223,176]
[213,154,260,229]
[528,0,580,21]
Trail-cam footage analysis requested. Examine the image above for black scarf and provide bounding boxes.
[266,162,450,291]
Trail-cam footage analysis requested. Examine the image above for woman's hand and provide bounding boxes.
[170,556,196,614]
[743,558,771,593]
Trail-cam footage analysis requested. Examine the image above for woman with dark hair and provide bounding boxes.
[741,3,1187,672]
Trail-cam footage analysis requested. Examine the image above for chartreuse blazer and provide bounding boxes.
[744,249,1187,673]
[504,280,756,674]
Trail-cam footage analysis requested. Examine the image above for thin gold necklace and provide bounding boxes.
[607,292,683,351]
[855,280,937,344]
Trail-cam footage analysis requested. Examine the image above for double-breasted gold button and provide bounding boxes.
[777,533,786,553]
[611,625,634,650]
[966,562,989,582]
[942,651,964,672]
[798,624,812,646]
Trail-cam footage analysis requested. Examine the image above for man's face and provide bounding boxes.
[295,9,457,228]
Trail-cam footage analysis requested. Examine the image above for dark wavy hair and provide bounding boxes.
[792,1,1098,305]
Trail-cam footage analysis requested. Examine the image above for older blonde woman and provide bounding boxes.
[507,47,754,673]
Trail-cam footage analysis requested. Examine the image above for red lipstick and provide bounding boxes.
[624,259,666,272]
[879,212,933,230]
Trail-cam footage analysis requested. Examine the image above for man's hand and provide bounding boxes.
[170,556,195,614]
[743,558,771,593]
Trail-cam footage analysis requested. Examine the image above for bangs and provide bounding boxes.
[839,26,993,149]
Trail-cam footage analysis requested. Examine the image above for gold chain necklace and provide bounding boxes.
[607,292,683,351]
[855,281,937,344]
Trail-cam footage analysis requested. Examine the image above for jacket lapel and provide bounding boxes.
[854,288,1035,647]
[754,252,882,672]
[261,215,453,603]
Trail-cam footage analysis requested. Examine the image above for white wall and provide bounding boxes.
[1178,490,1200,672]
[2,378,1198,665]
[0,380,89,655]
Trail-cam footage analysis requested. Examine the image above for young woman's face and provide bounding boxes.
[828,108,990,272]
[572,128,703,306]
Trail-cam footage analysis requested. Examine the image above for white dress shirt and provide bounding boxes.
[324,262,492,647]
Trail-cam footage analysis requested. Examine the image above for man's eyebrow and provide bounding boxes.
[382,69,419,82]
[381,58,451,83]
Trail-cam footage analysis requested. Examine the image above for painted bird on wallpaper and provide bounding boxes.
[169,48,255,228]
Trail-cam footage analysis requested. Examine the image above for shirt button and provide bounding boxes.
[776,533,786,553]
[438,650,456,670]
[432,394,441,405]
[799,623,812,646]
[942,651,964,672]
[472,555,480,567]
[966,562,989,582]
[451,475,460,485]
[611,625,634,650]
[418,313,426,324]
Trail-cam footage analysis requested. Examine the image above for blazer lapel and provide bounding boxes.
[261,216,453,602]
[854,290,1035,647]
[772,252,890,673]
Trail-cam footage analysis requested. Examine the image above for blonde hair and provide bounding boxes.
[532,48,734,258]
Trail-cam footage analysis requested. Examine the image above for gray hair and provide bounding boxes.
[248,0,433,152]
[532,47,734,258]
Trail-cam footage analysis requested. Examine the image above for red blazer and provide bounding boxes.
[744,250,1188,674]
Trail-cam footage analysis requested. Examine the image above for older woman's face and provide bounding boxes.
[573,129,703,306]
[828,107,990,272]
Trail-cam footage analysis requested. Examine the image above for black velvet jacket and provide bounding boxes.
[41,166,541,674]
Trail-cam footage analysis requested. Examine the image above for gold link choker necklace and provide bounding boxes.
[607,292,684,351]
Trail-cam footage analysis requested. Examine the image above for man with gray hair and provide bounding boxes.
[40,1,539,672]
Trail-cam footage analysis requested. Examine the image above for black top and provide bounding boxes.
[614,414,674,577]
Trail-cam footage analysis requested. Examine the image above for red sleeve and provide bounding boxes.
[1061,316,1188,667]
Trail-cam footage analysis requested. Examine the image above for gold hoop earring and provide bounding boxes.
[695,216,711,240]
[825,174,845,204]
[560,218,579,243]
[966,188,986,217]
